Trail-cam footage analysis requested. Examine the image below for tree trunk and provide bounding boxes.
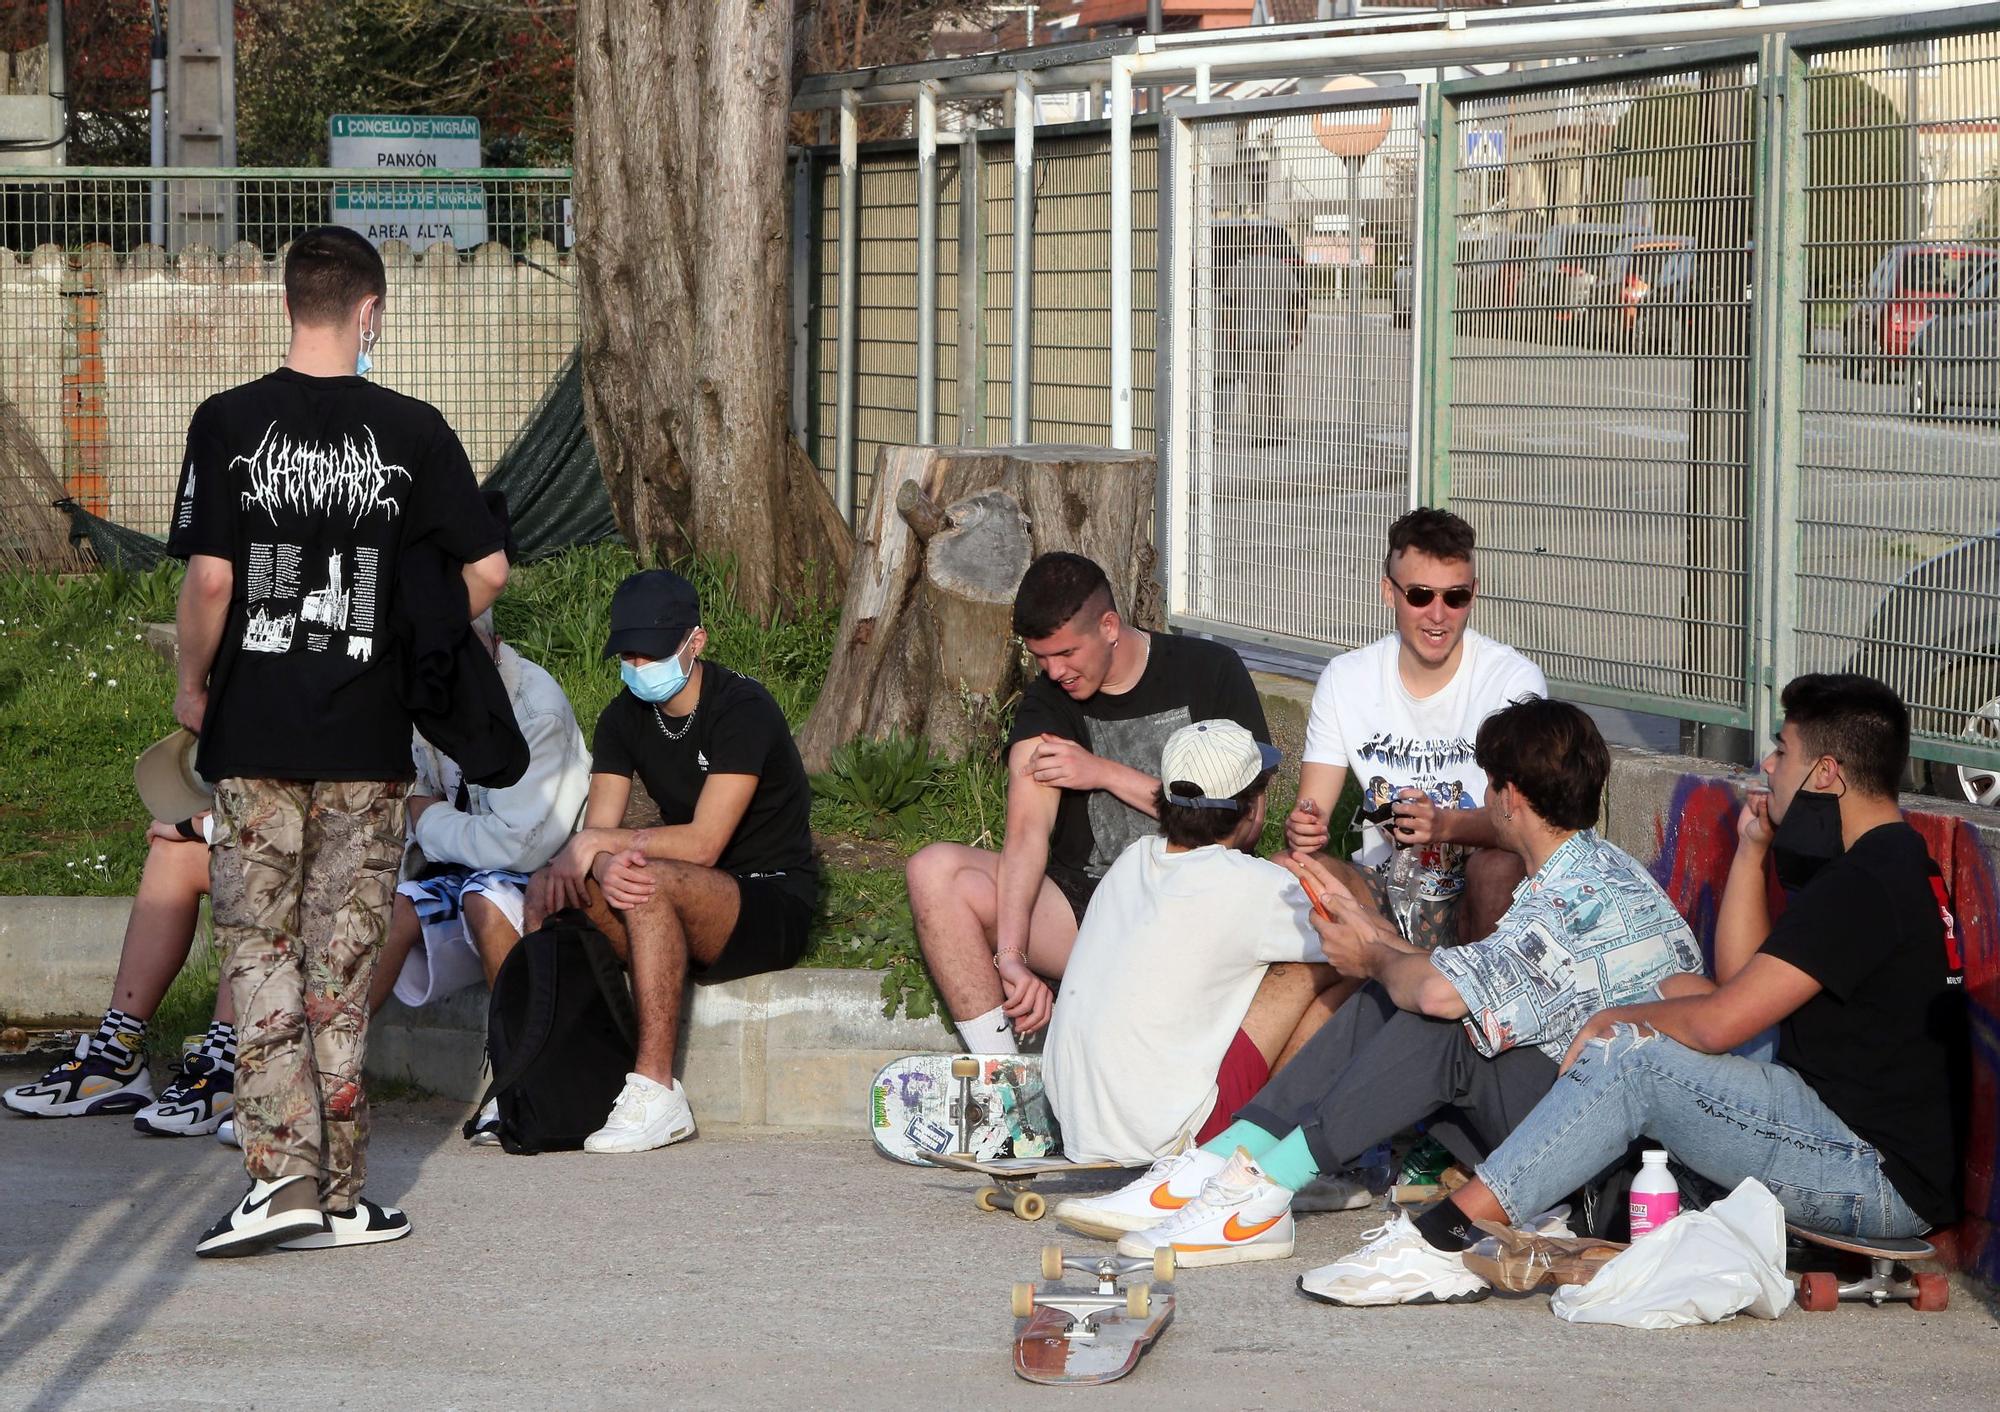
[797,444,1161,770]
[572,0,850,616]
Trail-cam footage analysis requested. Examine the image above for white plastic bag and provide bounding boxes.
[1549,1177,1795,1328]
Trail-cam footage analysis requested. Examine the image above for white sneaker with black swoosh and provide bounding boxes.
[195,1175,327,1259]
[277,1197,411,1251]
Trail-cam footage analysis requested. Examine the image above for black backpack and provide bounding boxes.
[465,909,637,1155]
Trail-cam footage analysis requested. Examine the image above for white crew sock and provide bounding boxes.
[954,1005,1018,1056]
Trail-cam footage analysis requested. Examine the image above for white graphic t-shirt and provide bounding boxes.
[1303,629,1546,900]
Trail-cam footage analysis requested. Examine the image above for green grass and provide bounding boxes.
[0,545,1336,1027]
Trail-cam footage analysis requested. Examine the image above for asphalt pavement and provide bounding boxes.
[3,1102,1995,1410]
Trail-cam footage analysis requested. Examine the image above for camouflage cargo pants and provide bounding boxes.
[211,777,408,1210]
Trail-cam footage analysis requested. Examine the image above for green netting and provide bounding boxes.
[481,350,620,562]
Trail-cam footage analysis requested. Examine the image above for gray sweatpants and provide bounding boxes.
[1232,981,1558,1175]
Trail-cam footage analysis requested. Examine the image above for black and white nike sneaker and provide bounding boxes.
[133,1052,235,1136]
[194,1175,328,1258]
[277,1198,412,1251]
[2,1036,154,1118]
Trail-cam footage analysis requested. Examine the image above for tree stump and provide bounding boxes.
[797,444,1161,770]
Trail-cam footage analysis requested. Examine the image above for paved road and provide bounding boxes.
[4,1105,1995,1410]
[1185,306,2000,718]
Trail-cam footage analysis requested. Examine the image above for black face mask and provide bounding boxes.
[1771,786,1844,891]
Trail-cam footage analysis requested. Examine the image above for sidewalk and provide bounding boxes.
[3,1103,1994,1410]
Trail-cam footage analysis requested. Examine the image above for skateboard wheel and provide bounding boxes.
[975,1185,1002,1213]
[1041,1245,1064,1281]
[1127,1283,1151,1319]
[1798,1271,1839,1312]
[1153,1247,1175,1283]
[951,1057,980,1079]
[1015,1191,1047,1221]
[1012,1282,1036,1319]
[1913,1272,1948,1311]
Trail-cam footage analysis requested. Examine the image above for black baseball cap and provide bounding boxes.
[602,569,701,660]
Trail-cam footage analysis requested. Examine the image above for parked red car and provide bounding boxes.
[1841,243,2000,376]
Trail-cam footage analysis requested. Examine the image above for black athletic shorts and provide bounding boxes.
[1044,861,1101,926]
[696,872,816,985]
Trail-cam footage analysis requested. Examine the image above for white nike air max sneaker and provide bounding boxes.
[1296,1209,1491,1306]
[1053,1149,1229,1237]
[1114,1148,1296,1268]
[583,1073,697,1154]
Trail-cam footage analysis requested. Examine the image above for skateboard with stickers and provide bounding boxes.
[1787,1224,1948,1311]
[1012,1246,1176,1385]
[869,1054,1058,1167]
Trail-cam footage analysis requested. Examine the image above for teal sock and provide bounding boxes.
[1251,1128,1322,1194]
[1199,1118,1281,1161]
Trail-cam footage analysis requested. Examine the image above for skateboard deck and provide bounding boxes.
[933,1150,1127,1222]
[1786,1223,1947,1311]
[869,1053,1057,1167]
[1013,1247,1176,1386]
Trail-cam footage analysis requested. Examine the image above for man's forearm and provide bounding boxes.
[995,835,1050,956]
[1712,845,1773,983]
[1438,806,1501,849]
[1100,760,1162,818]
[1370,946,1465,1017]
[1588,997,1725,1055]
[176,578,229,694]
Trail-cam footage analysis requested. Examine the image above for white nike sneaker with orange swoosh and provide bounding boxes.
[1115,1148,1296,1267]
[1054,1149,1228,1237]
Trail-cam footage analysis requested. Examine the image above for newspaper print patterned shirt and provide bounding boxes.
[1428,829,1703,1062]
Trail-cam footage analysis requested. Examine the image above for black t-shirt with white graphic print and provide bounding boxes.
[590,661,819,908]
[1006,633,1267,879]
[166,368,502,782]
[1759,822,1968,1231]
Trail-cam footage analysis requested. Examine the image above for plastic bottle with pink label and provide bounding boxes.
[1628,1149,1682,1238]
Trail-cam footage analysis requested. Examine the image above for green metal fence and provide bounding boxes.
[1157,6,2000,801]
[0,168,575,540]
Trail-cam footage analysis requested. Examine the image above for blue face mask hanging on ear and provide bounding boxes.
[621,649,688,704]
[356,303,377,377]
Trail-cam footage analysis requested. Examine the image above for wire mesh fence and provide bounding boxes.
[1443,60,1758,718]
[0,169,575,544]
[1795,24,2000,802]
[1175,92,1421,651]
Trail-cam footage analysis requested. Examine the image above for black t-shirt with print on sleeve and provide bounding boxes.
[1759,821,1968,1231]
[590,661,819,908]
[1005,632,1268,879]
[166,368,502,783]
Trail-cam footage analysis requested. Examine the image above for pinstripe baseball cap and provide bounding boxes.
[1160,719,1281,811]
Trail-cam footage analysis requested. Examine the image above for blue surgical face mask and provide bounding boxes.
[621,647,688,704]
[356,304,377,377]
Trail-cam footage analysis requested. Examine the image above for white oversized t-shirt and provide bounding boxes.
[1303,629,1546,897]
[1043,837,1323,1164]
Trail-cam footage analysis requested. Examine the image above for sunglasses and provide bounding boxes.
[1385,573,1475,611]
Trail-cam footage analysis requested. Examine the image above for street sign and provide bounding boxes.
[1312,76,1392,159]
[1464,128,1507,169]
[328,115,488,252]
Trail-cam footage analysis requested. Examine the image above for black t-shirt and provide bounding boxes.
[166,368,502,782]
[1006,632,1267,878]
[1760,822,1968,1230]
[591,662,818,907]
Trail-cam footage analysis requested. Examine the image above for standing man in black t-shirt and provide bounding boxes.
[1301,673,1970,1308]
[525,569,818,1154]
[167,228,509,1257]
[906,553,1269,1055]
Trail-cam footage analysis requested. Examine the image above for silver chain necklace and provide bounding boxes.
[651,701,697,742]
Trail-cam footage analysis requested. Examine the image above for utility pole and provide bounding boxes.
[167,0,238,252]
[150,2,166,247]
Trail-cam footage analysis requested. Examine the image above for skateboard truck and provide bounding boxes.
[1012,1248,1176,1340]
[1788,1225,1948,1312]
[949,1056,984,1157]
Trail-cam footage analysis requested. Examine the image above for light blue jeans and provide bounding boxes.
[1475,1025,1928,1239]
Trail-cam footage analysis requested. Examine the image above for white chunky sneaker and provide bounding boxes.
[1296,1209,1491,1307]
[468,1098,502,1147]
[1115,1148,1296,1268]
[583,1073,696,1154]
[215,1116,240,1148]
[1291,1170,1374,1214]
[1054,1149,1229,1237]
